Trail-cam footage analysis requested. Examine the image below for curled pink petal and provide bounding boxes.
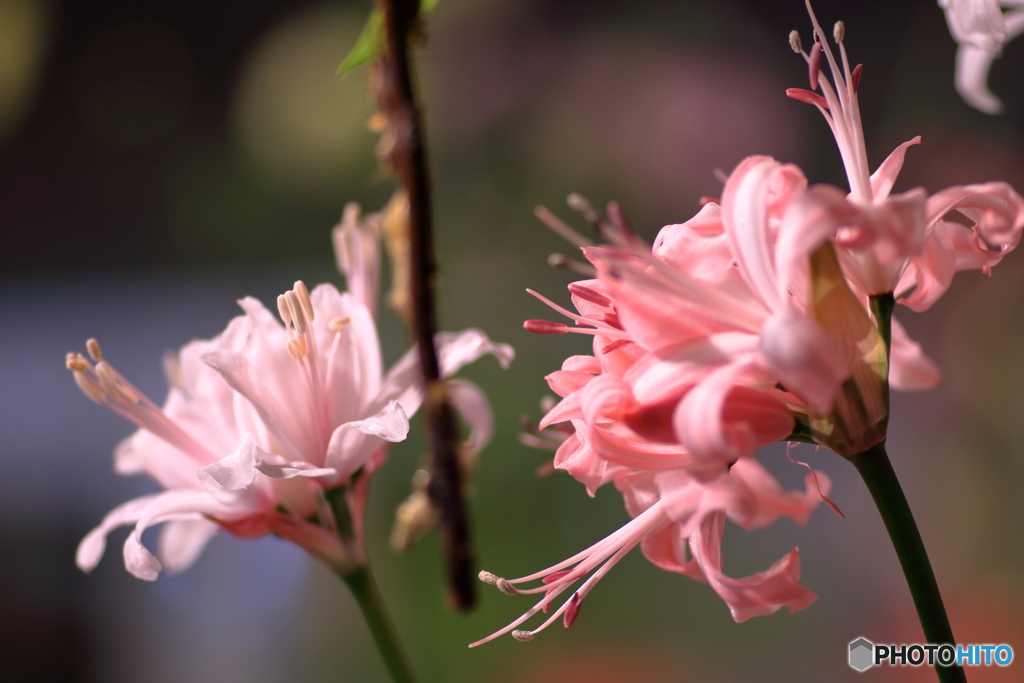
[759,310,849,414]
[889,318,941,391]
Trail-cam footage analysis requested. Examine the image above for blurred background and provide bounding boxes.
[2,0,1024,680]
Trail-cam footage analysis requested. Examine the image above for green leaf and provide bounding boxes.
[337,0,441,78]
[337,8,385,77]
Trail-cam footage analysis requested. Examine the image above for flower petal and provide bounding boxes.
[371,330,514,417]
[325,400,410,480]
[759,309,849,414]
[77,493,164,573]
[889,318,941,391]
[122,489,248,580]
[157,517,220,574]
[446,379,494,456]
[691,513,817,623]
[870,137,921,201]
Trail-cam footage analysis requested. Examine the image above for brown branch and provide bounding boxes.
[376,0,476,611]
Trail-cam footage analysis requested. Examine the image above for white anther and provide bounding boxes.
[66,352,89,372]
[277,294,292,328]
[478,571,499,585]
[287,336,307,361]
[511,630,534,642]
[833,20,845,43]
[496,578,517,596]
[328,316,351,331]
[293,280,314,322]
[285,291,307,334]
[86,338,103,361]
[789,30,802,53]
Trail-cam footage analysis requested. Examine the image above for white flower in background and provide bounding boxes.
[939,0,1024,113]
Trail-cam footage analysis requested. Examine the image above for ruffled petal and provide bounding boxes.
[122,489,249,581]
[727,457,829,529]
[759,309,849,414]
[446,379,494,456]
[371,330,514,417]
[673,362,794,464]
[325,400,409,480]
[624,333,761,408]
[925,181,1024,253]
[889,318,942,391]
[77,493,164,573]
[691,513,817,623]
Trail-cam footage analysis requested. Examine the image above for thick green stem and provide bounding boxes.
[849,441,966,683]
[869,292,895,358]
[343,566,418,683]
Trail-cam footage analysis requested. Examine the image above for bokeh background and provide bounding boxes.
[2,0,1024,681]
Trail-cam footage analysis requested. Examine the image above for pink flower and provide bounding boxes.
[939,0,1024,114]
[472,457,828,646]
[70,208,513,580]
[480,4,1024,642]
[786,5,1024,305]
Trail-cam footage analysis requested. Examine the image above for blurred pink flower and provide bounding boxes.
[69,208,512,580]
[939,0,1024,114]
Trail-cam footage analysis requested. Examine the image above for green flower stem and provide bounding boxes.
[869,292,896,357]
[343,566,418,683]
[849,441,967,683]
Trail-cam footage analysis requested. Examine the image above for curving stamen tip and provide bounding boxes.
[850,63,863,93]
[73,369,106,403]
[293,281,314,322]
[277,294,292,328]
[566,192,594,215]
[563,592,582,628]
[66,352,88,372]
[511,630,535,642]
[85,338,103,362]
[496,578,518,596]
[808,42,822,90]
[285,291,307,334]
[524,320,569,335]
[478,570,499,585]
[789,30,802,54]
[328,316,351,331]
[833,20,845,44]
[547,253,569,268]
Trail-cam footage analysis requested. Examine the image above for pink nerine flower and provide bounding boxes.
[70,210,512,580]
[786,4,1024,308]
[939,0,1024,114]
[477,3,1024,643]
[472,458,828,645]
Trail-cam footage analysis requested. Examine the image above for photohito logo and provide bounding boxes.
[848,637,1014,671]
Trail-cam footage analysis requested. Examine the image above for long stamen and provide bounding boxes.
[67,346,218,464]
[469,503,669,646]
[799,1,872,202]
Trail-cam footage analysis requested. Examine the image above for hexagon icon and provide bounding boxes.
[849,638,874,671]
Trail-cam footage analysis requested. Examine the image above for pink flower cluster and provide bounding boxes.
[69,204,513,580]
[474,5,1024,645]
